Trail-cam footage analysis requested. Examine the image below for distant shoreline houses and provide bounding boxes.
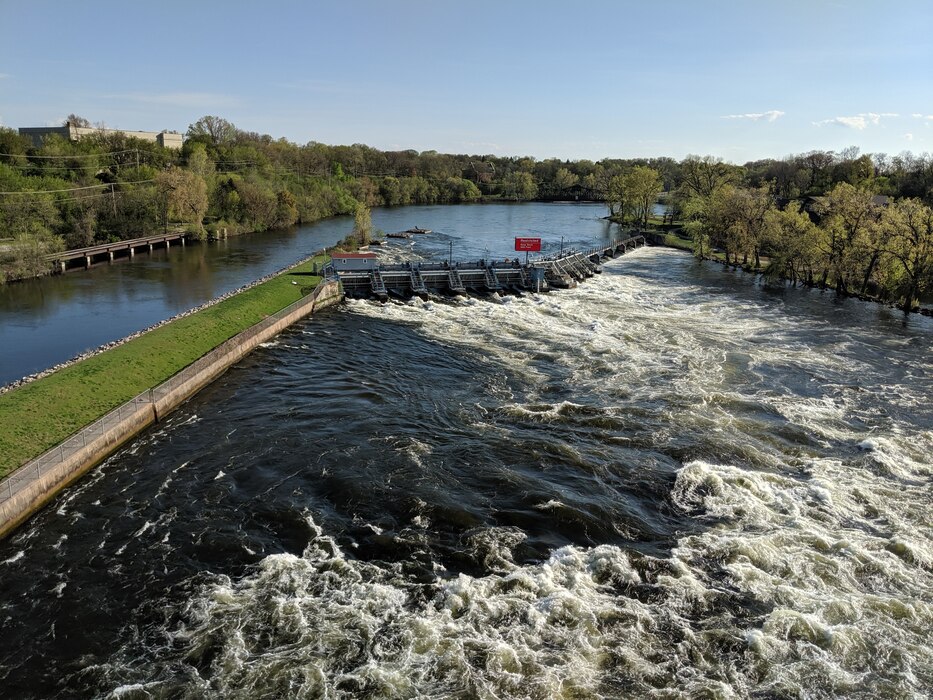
[18,122,183,149]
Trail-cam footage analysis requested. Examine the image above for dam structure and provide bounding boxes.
[333,234,647,300]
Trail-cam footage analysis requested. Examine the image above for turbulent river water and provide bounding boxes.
[1,246,932,698]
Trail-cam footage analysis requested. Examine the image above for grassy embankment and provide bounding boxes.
[660,230,738,266]
[0,256,328,477]
[662,231,694,252]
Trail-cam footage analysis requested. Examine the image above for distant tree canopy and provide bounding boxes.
[2,116,933,297]
[65,114,91,128]
[185,115,238,146]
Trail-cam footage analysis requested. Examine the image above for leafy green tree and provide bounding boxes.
[678,155,741,199]
[0,127,32,163]
[186,115,237,147]
[156,167,208,235]
[815,183,880,294]
[0,191,63,281]
[606,175,627,218]
[349,176,379,207]
[881,198,933,311]
[0,230,64,282]
[554,167,579,193]
[440,177,481,203]
[762,205,825,285]
[622,166,664,229]
[186,144,215,181]
[724,185,776,267]
[234,180,278,231]
[106,185,161,240]
[274,190,299,228]
[500,172,537,201]
[583,164,611,201]
[380,176,403,206]
[354,203,372,246]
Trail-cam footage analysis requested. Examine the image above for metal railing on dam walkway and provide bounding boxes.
[336,234,647,299]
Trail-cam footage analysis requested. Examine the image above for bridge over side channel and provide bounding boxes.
[43,231,190,272]
[333,234,647,300]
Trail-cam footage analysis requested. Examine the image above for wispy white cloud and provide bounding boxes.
[813,112,899,129]
[722,110,785,122]
[0,73,10,80]
[109,92,241,108]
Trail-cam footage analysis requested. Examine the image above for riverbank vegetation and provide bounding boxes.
[677,161,933,312]
[2,115,933,305]
[0,255,326,475]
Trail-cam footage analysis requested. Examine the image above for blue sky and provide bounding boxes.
[1,0,931,162]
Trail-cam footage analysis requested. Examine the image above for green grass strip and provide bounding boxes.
[663,233,695,252]
[0,257,327,477]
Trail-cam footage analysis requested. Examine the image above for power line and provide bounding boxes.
[0,149,142,160]
[54,191,126,204]
[0,179,156,195]
[1,163,126,171]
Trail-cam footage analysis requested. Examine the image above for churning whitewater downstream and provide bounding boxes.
[1,248,932,698]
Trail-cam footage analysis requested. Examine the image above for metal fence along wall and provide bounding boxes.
[0,391,154,504]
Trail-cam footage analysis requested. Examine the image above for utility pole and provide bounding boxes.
[111,183,117,216]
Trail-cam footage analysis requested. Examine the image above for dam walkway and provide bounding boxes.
[334,234,647,300]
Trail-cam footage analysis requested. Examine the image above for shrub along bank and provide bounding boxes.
[0,255,328,477]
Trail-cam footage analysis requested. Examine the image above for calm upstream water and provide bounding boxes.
[0,203,621,386]
[1,242,931,698]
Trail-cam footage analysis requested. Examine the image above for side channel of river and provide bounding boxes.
[0,203,621,387]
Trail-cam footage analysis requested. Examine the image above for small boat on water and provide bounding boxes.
[405,227,432,234]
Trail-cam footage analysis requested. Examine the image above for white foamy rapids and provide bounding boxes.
[671,457,933,697]
[345,250,929,466]
[131,518,698,699]
[123,468,933,700]
[343,250,816,411]
[2,550,25,565]
[106,249,931,697]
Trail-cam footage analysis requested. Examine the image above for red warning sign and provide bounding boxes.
[514,237,542,252]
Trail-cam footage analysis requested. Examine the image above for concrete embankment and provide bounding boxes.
[0,279,343,541]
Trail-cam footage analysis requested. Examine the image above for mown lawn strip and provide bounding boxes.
[0,258,326,476]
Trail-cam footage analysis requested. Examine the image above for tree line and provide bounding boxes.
[680,170,933,312]
[1,115,932,307]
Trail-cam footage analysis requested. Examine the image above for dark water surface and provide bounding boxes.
[0,203,618,386]
[0,247,931,698]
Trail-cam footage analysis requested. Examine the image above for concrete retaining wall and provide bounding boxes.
[0,402,155,541]
[0,279,343,541]
[153,280,342,420]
